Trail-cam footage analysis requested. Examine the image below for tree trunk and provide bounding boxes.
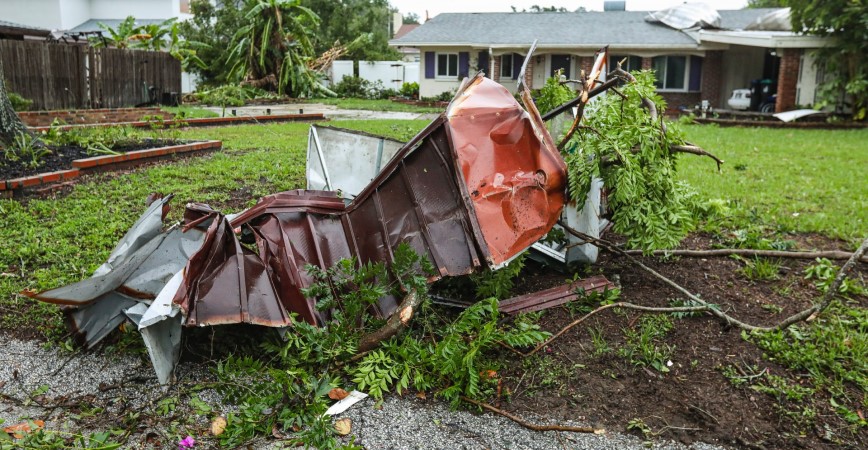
[0,58,36,148]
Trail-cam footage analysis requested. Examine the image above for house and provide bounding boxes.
[0,0,194,33]
[389,6,832,113]
[0,20,51,40]
[393,23,421,62]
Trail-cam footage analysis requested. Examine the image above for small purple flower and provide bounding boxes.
[178,436,196,449]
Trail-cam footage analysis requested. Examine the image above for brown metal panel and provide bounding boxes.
[399,134,479,275]
[347,197,389,266]
[498,275,614,314]
[446,76,568,266]
[171,77,569,329]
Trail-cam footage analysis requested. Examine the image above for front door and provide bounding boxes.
[550,54,571,79]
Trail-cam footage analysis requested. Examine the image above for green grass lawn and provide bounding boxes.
[0,121,864,336]
[680,125,867,242]
[161,106,220,119]
[304,97,441,113]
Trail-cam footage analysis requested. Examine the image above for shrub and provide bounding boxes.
[399,82,419,98]
[9,92,32,111]
[195,84,249,107]
[332,76,397,100]
[332,75,368,98]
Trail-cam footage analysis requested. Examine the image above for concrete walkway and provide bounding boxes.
[203,103,439,121]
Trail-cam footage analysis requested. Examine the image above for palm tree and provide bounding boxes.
[227,0,329,97]
[91,16,140,49]
[0,59,40,150]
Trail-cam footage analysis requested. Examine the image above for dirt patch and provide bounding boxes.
[482,233,867,450]
[0,140,181,180]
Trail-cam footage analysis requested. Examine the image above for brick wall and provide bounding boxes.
[18,107,173,127]
[523,55,534,88]
[776,48,801,113]
[701,51,723,108]
[579,57,594,78]
[659,92,702,115]
[493,56,501,82]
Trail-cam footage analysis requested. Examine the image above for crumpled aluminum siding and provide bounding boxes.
[447,76,567,266]
[172,75,567,327]
[645,3,722,30]
[29,72,571,382]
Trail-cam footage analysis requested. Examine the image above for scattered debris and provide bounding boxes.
[328,388,350,401]
[29,71,572,383]
[645,3,721,30]
[773,109,825,122]
[325,391,369,416]
[4,420,45,439]
[210,417,227,436]
[499,275,615,315]
[334,418,352,436]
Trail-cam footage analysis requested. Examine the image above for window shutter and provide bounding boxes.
[425,52,435,79]
[689,55,702,91]
[512,53,524,79]
[478,51,489,77]
[458,52,469,78]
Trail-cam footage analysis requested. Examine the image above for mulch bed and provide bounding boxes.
[486,233,867,450]
[0,140,181,180]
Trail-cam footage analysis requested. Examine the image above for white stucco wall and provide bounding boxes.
[0,0,63,30]
[89,0,176,19]
[59,0,92,29]
[0,0,181,30]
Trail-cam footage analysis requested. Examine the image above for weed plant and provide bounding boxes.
[618,315,675,373]
[212,244,549,447]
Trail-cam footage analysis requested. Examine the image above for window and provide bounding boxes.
[652,56,687,90]
[501,54,513,79]
[610,55,642,72]
[437,53,458,78]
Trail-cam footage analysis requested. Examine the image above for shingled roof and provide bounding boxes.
[0,19,50,37]
[70,18,169,33]
[390,9,781,48]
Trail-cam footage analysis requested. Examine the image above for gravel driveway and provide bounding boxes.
[1,336,730,449]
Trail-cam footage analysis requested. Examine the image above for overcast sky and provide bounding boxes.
[390,1,750,21]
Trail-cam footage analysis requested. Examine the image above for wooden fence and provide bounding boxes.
[0,40,181,110]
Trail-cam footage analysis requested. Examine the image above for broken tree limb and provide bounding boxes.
[556,220,868,333]
[557,98,588,151]
[521,302,710,357]
[541,76,622,121]
[622,248,868,263]
[670,143,724,171]
[357,291,420,353]
[461,396,603,434]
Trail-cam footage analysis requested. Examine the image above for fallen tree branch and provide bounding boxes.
[522,302,710,357]
[670,143,724,171]
[622,248,867,263]
[357,291,420,353]
[461,396,603,434]
[557,98,588,151]
[556,220,868,333]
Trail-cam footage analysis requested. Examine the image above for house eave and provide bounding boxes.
[697,30,832,49]
[390,42,711,51]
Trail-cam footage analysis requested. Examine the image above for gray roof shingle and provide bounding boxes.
[0,19,50,35]
[70,18,170,33]
[390,9,782,48]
